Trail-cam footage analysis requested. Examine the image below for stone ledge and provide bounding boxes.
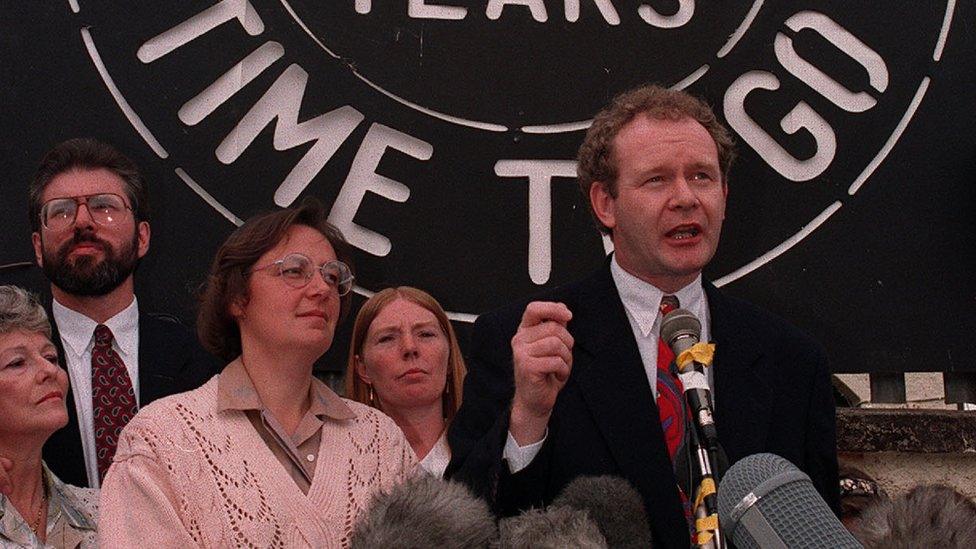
[837,408,976,453]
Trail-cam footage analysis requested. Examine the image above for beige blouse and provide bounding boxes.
[0,464,97,548]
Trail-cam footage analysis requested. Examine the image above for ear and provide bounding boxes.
[32,232,43,267]
[228,294,248,320]
[589,181,617,232]
[355,355,373,384]
[136,221,151,259]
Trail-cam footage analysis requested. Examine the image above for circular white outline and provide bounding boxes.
[278,0,765,133]
[72,0,956,322]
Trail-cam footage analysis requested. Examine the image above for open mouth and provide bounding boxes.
[666,225,702,240]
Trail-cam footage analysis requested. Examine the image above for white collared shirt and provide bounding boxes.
[610,256,713,399]
[52,296,140,489]
[419,429,451,479]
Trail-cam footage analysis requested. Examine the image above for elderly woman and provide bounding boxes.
[345,287,466,478]
[98,201,415,547]
[0,285,97,547]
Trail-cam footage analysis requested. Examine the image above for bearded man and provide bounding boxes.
[28,138,219,488]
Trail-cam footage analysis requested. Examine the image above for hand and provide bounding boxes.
[0,457,12,497]
[509,301,573,445]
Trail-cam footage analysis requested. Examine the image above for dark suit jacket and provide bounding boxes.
[42,309,221,487]
[447,261,839,549]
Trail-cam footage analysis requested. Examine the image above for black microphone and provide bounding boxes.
[551,475,654,548]
[660,308,718,446]
[350,474,497,548]
[717,453,861,548]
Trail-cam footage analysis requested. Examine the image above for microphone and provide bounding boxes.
[551,475,654,548]
[660,308,718,445]
[350,474,497,548]
[717,453,861,549]
[498,506,608,548]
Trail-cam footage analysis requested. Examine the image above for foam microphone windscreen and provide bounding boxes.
[498,506,608,548]
[717,453,861,549]
[350,474,497,549]
[552,475,654,548]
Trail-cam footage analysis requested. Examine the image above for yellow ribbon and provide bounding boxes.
[676,342,715,372]
[696,514,719,543]
[693,478,719,543]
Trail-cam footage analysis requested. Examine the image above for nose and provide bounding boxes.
[401,333,419,358]
[34,355,61,383]
[669,177,700,210]
[73,202,97,228]
[304,269,332,298]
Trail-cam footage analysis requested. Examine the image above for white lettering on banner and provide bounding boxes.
[564,0,621,25]
[486,0,549,22]
[330,124,433,257]
[214,64,366,207]
[356,0,689,25]
[409,0,468,20]
[723,11,889,181]
[724,70,837,182]
[495,160,577,285]
[775,11,889,113]
[137,0,263,63]
[638,0,694,28]
[89,0,946,314]
[178,41,285,125]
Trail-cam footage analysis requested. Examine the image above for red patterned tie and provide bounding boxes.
[91,324,138,481]
[656,295,685,460]
[656,296,695,532]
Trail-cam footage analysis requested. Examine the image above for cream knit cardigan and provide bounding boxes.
[97,376,416,548]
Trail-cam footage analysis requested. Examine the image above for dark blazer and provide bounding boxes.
[447,261,839,549]
[42,309,221,487]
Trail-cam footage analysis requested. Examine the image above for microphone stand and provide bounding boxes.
[678,347,727,549]
[687,409,726,549]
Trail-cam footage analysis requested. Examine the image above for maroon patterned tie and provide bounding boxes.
[91,324,138,481]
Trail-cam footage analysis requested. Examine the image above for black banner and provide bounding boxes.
[2,1,973,373]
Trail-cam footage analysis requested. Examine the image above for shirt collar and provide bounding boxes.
[52,296,139,356]
[217,357,355,420]
[0,465,96,545]
[43,464,96,531]
[610,255,705,338]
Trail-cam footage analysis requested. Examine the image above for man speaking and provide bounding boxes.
[447,85,839,548]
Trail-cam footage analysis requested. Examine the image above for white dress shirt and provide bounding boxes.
[610,257,712,400]
[504,256,714,472]
[418,429,451,479]
[52,297,141,489]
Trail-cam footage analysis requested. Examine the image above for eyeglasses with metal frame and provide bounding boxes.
[40,193,132,231]
[249,253,355,296]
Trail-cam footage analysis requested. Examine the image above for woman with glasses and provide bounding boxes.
[0,285,98,548]
[344,287,466,478]
[98,200,416,547]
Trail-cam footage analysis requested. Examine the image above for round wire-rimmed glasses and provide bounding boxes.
[249,253,354,296]
[39,193,132,231]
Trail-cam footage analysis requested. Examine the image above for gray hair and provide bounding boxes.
[0,286,52,338]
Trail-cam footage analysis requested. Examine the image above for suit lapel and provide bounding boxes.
[570,266,688,534]
[137,313,174,405]
[706,282,772,459]
[43,303,89,486]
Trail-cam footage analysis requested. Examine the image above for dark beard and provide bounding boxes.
[42,228,139,296]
